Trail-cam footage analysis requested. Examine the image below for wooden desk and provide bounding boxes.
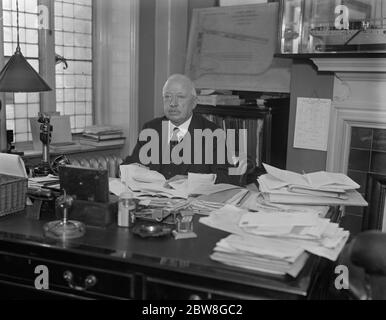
[0,209,339,300]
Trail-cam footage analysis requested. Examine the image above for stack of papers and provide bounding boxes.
[258,164,368,206]
[28,175,59,188]
[188,186,250,215]
[189,200,225,215]
[200,204,350,277]
[211,234,309,277]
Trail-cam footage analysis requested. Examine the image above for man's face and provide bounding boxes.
[163,80,196,126]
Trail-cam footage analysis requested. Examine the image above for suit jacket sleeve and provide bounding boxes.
[211,138,242,186]
[200,116,242,186]
[122,123,148,165]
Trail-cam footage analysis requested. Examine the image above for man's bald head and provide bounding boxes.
[162,74,197,98]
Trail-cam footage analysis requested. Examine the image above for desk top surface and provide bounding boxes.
[0,211,324,298]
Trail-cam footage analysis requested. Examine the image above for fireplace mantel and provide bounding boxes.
[311,57,386,73]
[314,56,386,173]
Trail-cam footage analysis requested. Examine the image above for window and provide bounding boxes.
[54,0,93,133]
[2,0,94,142]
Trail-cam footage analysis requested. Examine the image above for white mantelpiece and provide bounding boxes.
[311,57,386,173]
[311,57,386,73]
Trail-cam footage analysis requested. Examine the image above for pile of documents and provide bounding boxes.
[190,188,249,215]
[200,204,349,277]
[258,164,368,206]
[28,174,59,190]
[211,234,309,277]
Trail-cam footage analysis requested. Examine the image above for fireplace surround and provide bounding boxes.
[311,57,386,233]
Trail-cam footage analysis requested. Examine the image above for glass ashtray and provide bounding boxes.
[132,223,173,238]
[43,220,86,240]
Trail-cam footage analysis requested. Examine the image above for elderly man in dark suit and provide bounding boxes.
[123,74,242,185]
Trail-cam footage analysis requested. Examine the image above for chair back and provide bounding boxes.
[68,155,123,178]
[338,231,386,300]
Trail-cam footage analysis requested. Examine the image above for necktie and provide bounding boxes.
[170,127,180,152]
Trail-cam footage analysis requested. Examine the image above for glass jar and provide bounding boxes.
[176,210,194,233]
[118,191,136,228]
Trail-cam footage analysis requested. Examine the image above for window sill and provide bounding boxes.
[15,135,124,159]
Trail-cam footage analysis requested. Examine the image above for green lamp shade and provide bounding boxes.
[0,49,52,92]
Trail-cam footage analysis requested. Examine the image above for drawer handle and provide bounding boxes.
[63,271,97,291]
[188,294,203,300]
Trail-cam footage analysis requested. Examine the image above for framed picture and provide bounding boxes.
[362,173,386,231]
[278,0,386,55]
[185,2,292,92]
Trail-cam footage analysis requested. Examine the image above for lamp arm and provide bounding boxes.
[55,53,68,70]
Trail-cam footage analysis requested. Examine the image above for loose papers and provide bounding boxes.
[200,204,350,277]
[258,164,367,206]
[120,164,166,184]
[263,163,360,191]
[118,164,239,200]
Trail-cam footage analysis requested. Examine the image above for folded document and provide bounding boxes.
[263,163,360,192]
[261,189,367,206]
[259,164,367,206]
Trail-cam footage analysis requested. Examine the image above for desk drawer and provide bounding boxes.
[145,277,244,300]
[0,253,134,299]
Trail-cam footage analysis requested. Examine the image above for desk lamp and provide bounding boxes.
[0,0,52,92]
[0,0,51,155]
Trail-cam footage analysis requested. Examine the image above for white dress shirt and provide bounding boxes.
[168,116,192,143]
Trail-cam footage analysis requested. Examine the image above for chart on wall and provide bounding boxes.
[185,2,292,93]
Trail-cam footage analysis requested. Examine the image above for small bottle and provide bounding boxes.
[176,210,194,233]
[118,191,136,228]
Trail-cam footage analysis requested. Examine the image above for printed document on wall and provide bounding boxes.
[293,97,331,151]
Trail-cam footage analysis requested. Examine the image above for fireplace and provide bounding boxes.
[311,57,386,234]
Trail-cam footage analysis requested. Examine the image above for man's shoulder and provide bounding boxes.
[192,113,220,130]
[143,116,167,129]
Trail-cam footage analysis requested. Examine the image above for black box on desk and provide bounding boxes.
[67,195,118,228]
[59,165,109,203]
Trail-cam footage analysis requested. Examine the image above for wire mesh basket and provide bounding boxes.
[0,174,27,217]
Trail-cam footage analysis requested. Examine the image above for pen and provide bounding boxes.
[236,190,250,206]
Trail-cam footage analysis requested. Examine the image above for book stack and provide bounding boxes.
[197,94,242,106]
[258,163,368,206]
[79,125,126,147]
